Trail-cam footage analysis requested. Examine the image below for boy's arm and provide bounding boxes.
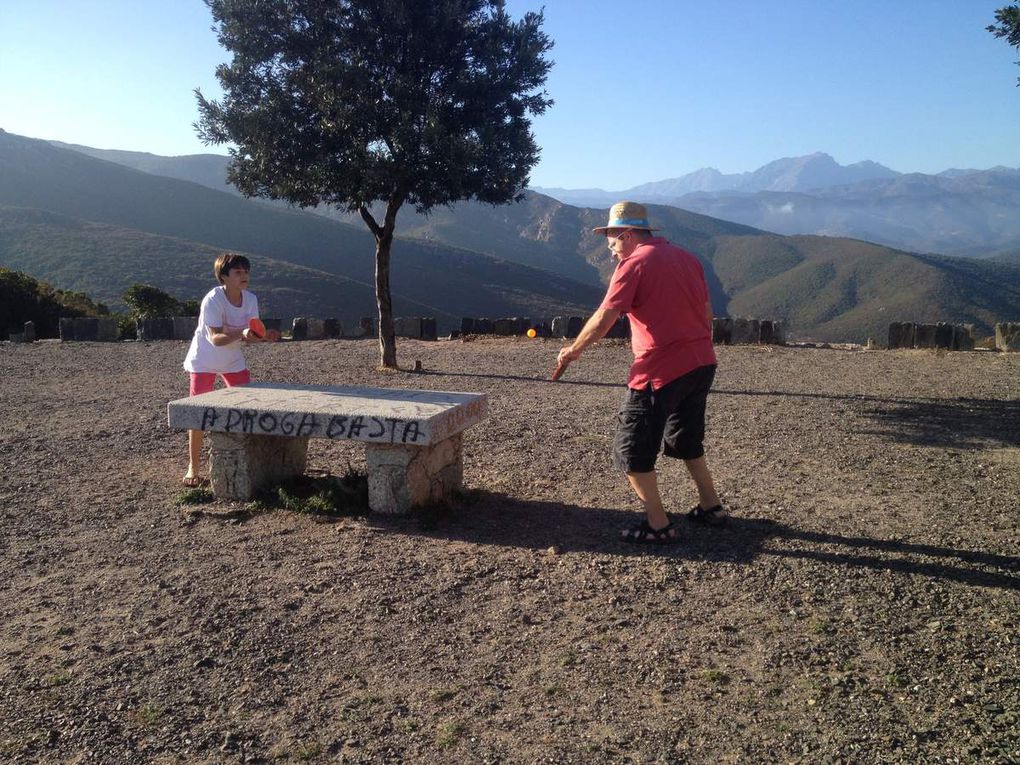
[207,326,247,346]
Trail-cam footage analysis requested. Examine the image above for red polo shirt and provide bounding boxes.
[600,237,717,390]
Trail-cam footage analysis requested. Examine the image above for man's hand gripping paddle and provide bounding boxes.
[551,357,570,381]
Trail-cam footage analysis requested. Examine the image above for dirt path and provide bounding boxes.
[1,338,1017,764]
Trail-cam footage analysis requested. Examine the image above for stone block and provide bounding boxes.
[23,321,35,343]
[475,318,493,334]
[8,332,25,343]
[934,322,954,349]
[324,318,341,339]
[996,322,1020,352]
[952,324,974,351]
[772,321,785,345]
[292,317,308,341]
[59,318,75,341]
[460,317,475,335]
[712,317,732,345]
[137,317,172,341]
[97,317,119,342]
[512,317,529,336]
[421,317,437,341]
[394,316,421,339]
[173,316,198,341]
[76,318,99,341]
[731,317,754,345]
[889,322,916,349]
[305,318,326,340]
[914,323,937,349]
[493,318,514,336]
[366,433,463,514]
[750,319,762,344]
[208,432,309,501]
[551,317,567,338]
[566,316,583,338]
[343,322,366,339]
[533,322,551,338]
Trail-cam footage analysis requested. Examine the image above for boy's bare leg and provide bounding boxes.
[184,429,204,483]
[683,456,723,511]
[625,471,671,530]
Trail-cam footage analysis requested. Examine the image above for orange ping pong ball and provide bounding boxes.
[526,328,537,338]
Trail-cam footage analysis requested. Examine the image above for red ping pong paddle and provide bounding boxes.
[248,317,266,339]
[551,359,569,381]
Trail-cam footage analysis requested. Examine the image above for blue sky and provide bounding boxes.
[2,1,1018,190]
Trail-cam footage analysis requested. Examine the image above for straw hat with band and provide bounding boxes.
[592,201,659,233]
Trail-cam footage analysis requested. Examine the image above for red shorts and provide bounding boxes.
[189,369,251,397]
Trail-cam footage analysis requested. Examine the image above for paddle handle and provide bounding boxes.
[551,359,569,381]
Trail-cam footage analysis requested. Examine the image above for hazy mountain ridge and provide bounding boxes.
[3,131,1018,341]
[530,153,1020,258]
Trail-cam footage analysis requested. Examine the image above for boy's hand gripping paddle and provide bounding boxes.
[248,317,266,339]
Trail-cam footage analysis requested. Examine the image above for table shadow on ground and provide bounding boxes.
[370,493,1019,591]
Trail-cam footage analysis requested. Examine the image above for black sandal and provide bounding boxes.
[620,520,681,544]
[686,504,728,527]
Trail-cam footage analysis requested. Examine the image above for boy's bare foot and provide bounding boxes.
[182,473,207,488]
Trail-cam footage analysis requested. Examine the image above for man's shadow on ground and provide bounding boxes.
[370,492,1019,591]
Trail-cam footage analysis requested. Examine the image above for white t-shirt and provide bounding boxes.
[183,287,260,373]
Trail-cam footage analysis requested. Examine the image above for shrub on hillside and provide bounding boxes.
[122,283,197,320]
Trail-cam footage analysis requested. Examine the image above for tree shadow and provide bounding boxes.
[369,492,1019,591]
[417,369,623,388]
[714,388,1020,450]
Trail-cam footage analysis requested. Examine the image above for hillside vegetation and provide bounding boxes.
[0,265,110,337]
[3,131,1020,341]
[0,133,603,329]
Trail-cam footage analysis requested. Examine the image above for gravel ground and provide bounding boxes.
[1,337,1018,765]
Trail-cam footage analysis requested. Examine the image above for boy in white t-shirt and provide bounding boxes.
[182,252,279,486]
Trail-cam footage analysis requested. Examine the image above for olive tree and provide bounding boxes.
[196,0,553,367]
[988,5,1020,85]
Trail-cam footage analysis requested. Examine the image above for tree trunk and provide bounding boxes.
[375,235,397,368]
[361,191,405,369]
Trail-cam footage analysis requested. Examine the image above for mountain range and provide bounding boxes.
[532,153,1020,259]
[2,130,1019,342]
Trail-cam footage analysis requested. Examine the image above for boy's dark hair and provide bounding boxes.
[214,252,251,284]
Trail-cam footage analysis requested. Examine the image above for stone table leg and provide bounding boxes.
[208,433,309,500]
[365,433,463,514]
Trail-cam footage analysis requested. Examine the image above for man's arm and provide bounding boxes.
[558,307,621,365]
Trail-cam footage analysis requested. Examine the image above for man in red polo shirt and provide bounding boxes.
[557,201,727,543]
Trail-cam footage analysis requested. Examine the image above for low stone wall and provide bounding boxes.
[460,315,630,340]
[392,316,438,341]
[888,322,975,351]
[287,317,375,340]
[995,322,1020,352]
[59,317,119,342]
[711,317,785,345]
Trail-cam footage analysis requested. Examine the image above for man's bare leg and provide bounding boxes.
[625,471,671,530]
[683,456,724,514]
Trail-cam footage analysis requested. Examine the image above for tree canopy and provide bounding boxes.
[122,284,198,320]
[988,5,1020,85]
[196,0,554,366]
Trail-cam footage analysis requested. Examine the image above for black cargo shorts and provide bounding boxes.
[611,364,717,473]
